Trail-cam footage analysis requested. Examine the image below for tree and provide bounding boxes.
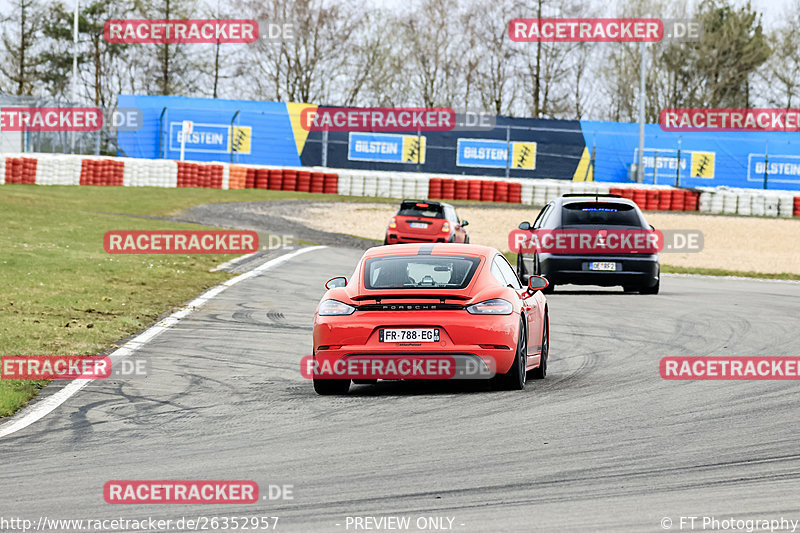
[236,0,358,103]
[755,0,800,108]
[464,0,520,115]
[515,0,588,118]
[339,8,403,106]
[133,0,202,95]
[675,0,770,108]
[82,0,130,106]
[571,43,596,120]
[36,1,78,100]
[398,0,462,107]
[37,0,129,105]
[0,0,44,96]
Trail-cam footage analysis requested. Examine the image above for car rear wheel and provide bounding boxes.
[464,235,470,244]
[492,320,527,390]
[313,378,351,395]
[534,254,555,293]
[529,313,548,379]
[640,277,660,294]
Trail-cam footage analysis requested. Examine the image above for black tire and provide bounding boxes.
[353,379,378,385]
[529,313,548,379]
[622,285,638,293]
[448,234,456,243]
[383,237,389,245]
[464,235,470,244]
[535,254,555,293]
[313,378,350,395]
[491,320,527,390]
[640,277,660,294]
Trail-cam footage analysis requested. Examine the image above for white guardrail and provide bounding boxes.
[1,152,799,217]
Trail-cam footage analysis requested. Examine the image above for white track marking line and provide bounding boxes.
[662,273,800,284]
[210,250,259,271]
[0,246,327,439]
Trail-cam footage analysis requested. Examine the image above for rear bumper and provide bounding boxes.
[523,253,659,287]
[313,311,519,376]
[385,232,448,244]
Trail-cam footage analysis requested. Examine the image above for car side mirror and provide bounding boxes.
[518,221,531,230]
[325,276,347,289]
[460,219,469,227]
[527,275,549,292]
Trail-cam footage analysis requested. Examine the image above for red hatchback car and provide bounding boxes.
[384,200,469,245]
[311,243,550,395]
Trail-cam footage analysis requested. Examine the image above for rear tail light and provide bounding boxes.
[441,222,450,233]
[466,298,513,315]
[388,217,397,229]
[318,300,356,316]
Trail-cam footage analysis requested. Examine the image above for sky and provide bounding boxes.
[0,0,793,27]
[380,0,793,28]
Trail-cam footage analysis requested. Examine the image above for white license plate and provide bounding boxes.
[590,262,617,271]
[409,222,428,229]
[380,328,439,342]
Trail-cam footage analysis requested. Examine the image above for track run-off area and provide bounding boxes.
[2,245,800,532]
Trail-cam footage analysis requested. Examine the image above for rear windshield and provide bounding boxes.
[561,202,643,227]
[364,255,480,289]
[397,202,444,219]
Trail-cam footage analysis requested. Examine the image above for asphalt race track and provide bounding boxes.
[2,246,800,532]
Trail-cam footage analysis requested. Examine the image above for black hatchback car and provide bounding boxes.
[516,194,660,294]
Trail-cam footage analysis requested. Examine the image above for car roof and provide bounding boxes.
[364,243,496,259]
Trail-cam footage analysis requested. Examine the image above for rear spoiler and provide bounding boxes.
[561,193,622,198]
[352,293,472,301]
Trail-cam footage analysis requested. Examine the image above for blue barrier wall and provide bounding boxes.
[116,95,302,166]
[116,94,800,190]
[581,120,800,191]
[300,116,586,180]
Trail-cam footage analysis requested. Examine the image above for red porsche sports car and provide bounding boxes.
[311,243,549,395]
[384,200,469,245]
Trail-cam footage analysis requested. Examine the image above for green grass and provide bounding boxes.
[0,185,351,417]
[2,185,795,417]
[660,265,800,280]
